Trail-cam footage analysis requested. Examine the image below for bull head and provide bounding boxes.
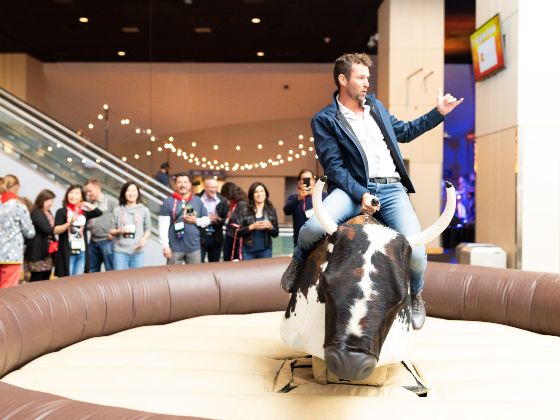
[281,177,456,381]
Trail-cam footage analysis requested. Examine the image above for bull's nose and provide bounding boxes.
[324,346,377,381]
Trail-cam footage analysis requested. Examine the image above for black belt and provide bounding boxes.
[369,177,401,184]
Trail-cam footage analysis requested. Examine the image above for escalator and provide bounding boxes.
[0,87,172,237]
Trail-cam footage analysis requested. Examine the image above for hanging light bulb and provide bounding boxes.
[287,156,293,162]
[146,129,152,134]
[103,104,109,110]
[299,134,304,140]
[136,128,141,133]
[257,144,263,149]
[278,140,284,146]
[97,114,103,120]
[289,149,294,155]
[191,141,197,147]
[169,136,174,142]
[298,144,303,149]
[147,151,152,156]
[309,146,314,151]
[236,145,241,151]
[150,136,156,142]
[213,145,219,150]
[310,137,314,142]
[88,123,94,129]
[277,154,281,159]
[122,157,127,161]
[157,147,162,152]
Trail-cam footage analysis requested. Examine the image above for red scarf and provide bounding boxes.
[172,192,192,202]
[66,202,83,216]
[0,192,18,203]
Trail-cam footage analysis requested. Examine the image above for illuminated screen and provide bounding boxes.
[470,14,505,81]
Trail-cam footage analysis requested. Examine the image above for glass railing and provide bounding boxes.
[0,87,173,237]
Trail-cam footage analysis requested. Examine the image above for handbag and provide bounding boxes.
[48,240,59,254]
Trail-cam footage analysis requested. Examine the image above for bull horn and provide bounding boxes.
[313,176,338,235]
[406,181,456,248]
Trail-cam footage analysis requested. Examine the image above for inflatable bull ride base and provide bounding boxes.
[2,181,560,418]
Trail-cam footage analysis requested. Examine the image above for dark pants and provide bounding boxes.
[29,271,51,282]
[201,235,222,262]
[88,239,114,272]
[222,235,240,261]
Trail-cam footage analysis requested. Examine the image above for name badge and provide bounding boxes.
[305,208,314,219]
[71,239,85,254]
[124,224,136,238]
[174,221,185,239]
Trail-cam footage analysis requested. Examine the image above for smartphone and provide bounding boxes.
[186,207,194,214]
[303,178,311,188]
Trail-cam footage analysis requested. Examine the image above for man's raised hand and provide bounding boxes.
[436,87,464,116]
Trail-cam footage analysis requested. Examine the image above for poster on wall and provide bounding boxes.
[470,14,505,81]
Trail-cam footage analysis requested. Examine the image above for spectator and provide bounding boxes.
[110,182,151,270]
[197,177,226,262]
[154,162,171,188]
[220,183,246,261]
[0,175,35,288]
[85,179,118,272]
[236,182,279,260]
[54,185,102,277]
[283,169,327,246]
[159,172,209,265]
[25,189,57,282]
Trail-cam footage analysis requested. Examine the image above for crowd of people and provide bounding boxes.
[0,167,323,288]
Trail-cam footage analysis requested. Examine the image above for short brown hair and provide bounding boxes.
[333,53,372,88]
[86,179,102,188]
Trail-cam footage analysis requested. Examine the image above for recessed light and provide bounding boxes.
[194,27,212,34]
[122,26,140,33]
[79,17,89,23]
[251,18,261,24]
[256,51,264,57]
[117,51,126,57]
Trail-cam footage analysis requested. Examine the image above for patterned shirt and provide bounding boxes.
[0,198,35,263]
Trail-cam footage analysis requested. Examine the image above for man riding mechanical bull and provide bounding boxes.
[281,52,464,330]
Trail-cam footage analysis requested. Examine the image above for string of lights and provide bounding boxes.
[81,104,319,172]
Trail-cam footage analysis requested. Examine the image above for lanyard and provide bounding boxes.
[225,200,238,225]
[120,206,141,227]
[172,193,193,222]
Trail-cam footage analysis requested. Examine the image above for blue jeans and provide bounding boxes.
[293,182,426,295]
[69,251,86,276]
[242,247,272,260]
[113,251,145,270]
[88,239,114,272]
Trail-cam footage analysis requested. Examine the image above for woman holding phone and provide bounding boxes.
[54,184,102,277]
[110,181,151,270]
[236,182,279,260]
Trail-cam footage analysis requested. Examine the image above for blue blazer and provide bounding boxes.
[311,92,445,201]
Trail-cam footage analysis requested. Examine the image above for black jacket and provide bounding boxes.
[25,209,55,263]
[54,206,102,277]
[235,202,279,249]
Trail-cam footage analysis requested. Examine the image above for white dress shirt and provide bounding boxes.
[337,96,399,179]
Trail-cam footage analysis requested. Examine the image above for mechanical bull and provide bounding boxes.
[281,177,456,381]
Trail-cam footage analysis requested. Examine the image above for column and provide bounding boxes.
[377,0,445,251]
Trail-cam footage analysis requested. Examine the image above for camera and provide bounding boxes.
[303,178,311,188]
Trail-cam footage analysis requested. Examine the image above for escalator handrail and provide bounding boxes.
[0,87,173,198]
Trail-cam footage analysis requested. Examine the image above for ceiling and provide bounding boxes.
[0,0,474,63]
